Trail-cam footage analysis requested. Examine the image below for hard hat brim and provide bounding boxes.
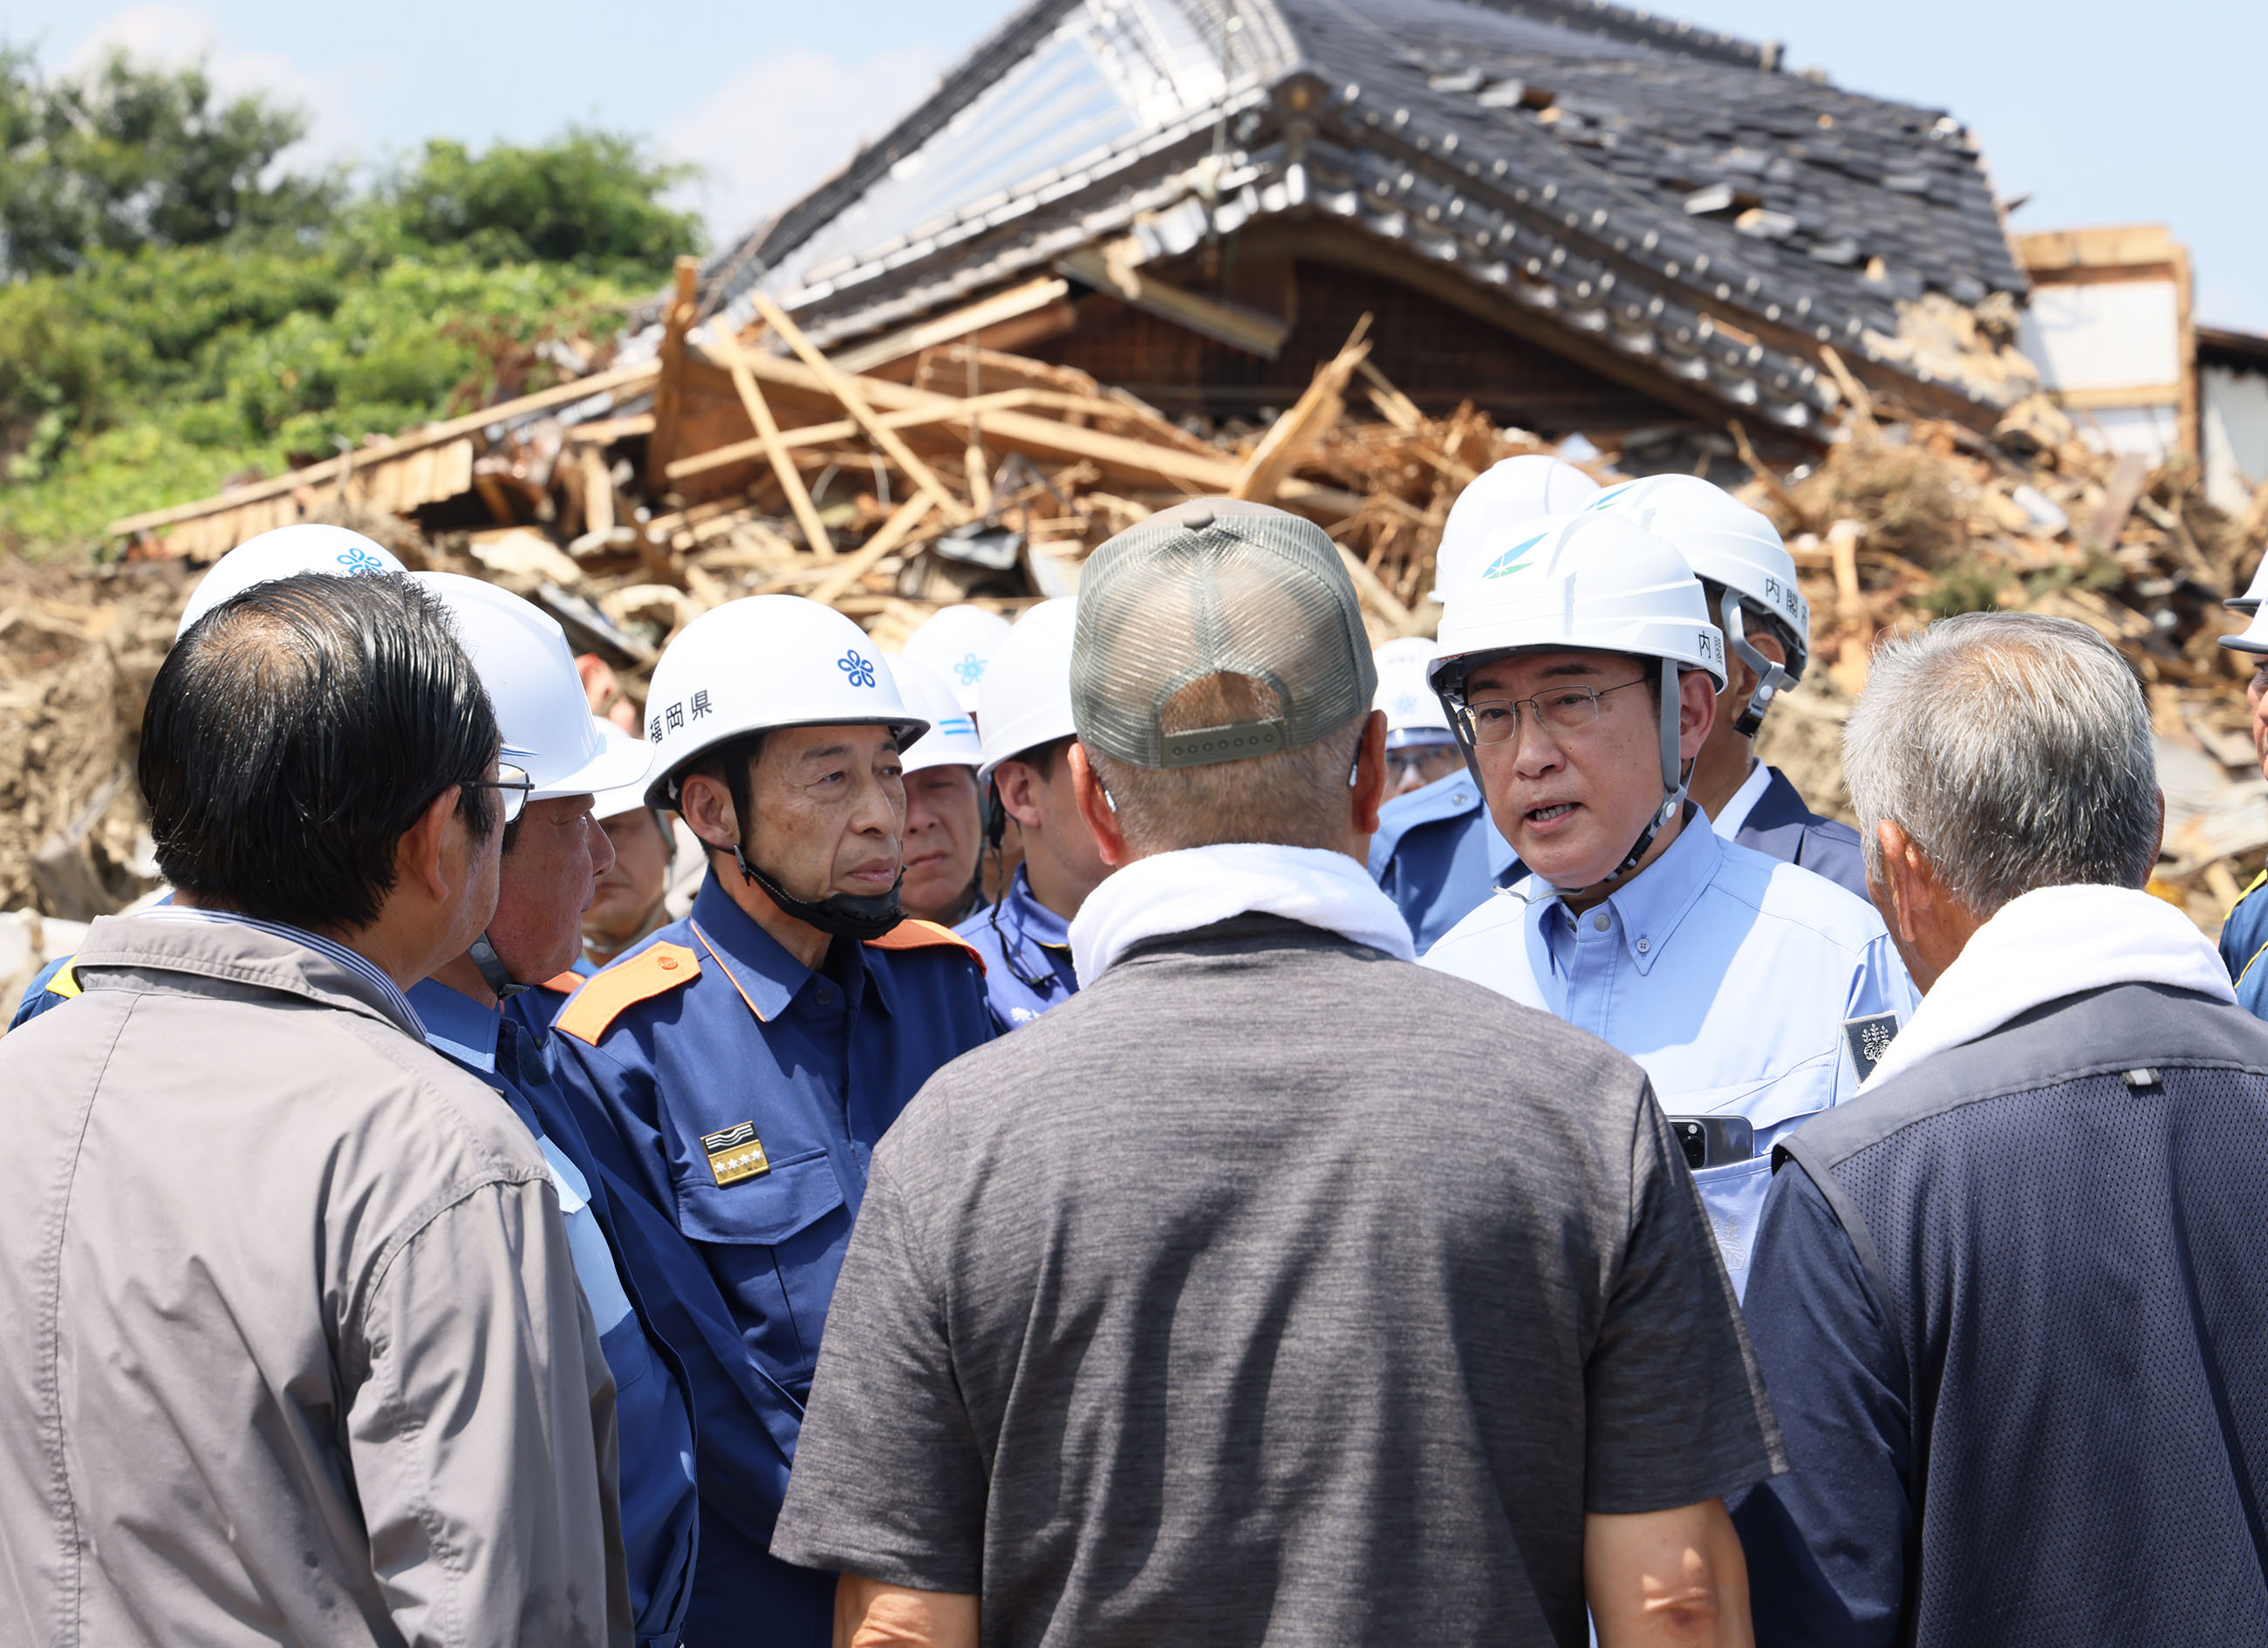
[642,714,931,810]
[531,727,654,803]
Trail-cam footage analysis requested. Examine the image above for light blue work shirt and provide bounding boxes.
[1368,769,1522,954]
[953,864,1079,1030]
[1424,814,1916,1298]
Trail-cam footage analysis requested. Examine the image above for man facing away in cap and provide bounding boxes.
[1732,612,2268,1645]
[544,594,992,1647]
[953,598,1115,1029]
[771,498,1785,1648]
[405,574,700,1648]
[0,572,630,1645]
[1420,511,1913,1298]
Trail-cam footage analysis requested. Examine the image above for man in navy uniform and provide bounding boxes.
[2214,593,2268,1011]
[547,595,993,1646]
[954,598,1114,1028]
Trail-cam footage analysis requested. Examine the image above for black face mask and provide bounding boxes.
[733,844,906,940]
[707,738,912,941]
[468,932,530,999]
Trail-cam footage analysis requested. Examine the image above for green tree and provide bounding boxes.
[0,47,338,277]
[379,127,702,273]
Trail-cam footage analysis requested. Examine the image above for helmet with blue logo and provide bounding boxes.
[175,524,405,640]
[888,653,984,774]
[639,594,926,809]
[1431,455,1602,603]
[1429,511,1725,885]
[1585,473,1807,736]
[902,604,1013,716]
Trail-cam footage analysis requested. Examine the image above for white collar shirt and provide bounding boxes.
[1708,758,1775,839]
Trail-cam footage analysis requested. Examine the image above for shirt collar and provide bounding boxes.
[406,977,501,1070]
[132,905,426,1039]
[1535,810,1722,976]
[1709,760,1775,839]
[687,869,879,1022]
[1005,865,1074,950]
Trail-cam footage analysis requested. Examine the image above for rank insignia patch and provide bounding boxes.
[1843,1012,1900,1082]
[701,1121,771,1186]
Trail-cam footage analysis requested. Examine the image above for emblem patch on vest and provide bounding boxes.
[1843,1012,1900,1082]
[701,1121,771,1186]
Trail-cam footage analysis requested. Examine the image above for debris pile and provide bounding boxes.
[6,259,2267,975]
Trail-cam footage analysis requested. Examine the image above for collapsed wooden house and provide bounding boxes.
[698,0,2041,452]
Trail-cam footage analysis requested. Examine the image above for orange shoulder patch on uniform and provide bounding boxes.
[539,970,584,995]
[864,918,986,974]
[557,941,700,1044]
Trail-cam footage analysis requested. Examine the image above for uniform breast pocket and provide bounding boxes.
[1671,1052,1838,1302]
[672,1148,851,1390]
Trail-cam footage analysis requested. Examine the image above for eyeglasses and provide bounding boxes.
[462,762,534,824]
[1389,745,1465,785]
[1457,678,1650,747]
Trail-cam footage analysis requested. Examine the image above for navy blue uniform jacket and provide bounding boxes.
[548,873,993,1647]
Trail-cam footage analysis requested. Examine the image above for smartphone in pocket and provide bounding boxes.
[1667,1115,1755,1172]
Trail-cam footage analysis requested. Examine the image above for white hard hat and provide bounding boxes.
[902,604,1014,715]
[2230,551,2268,616]
[415,574,650,801]
[890,653,983,774]
[589,719,659,822]
[1430,512,1728,691]
[176,524,405,639]
[1432,455,1602,602]
[1431,511,1725,887]
[1586,475,1808,664]
[641,595,925,807]
[1586,473,1807,736]
[2218,603,2268,656]
[976,598,1079,783]
[1372,636,1453,747]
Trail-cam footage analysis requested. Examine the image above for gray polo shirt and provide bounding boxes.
[774,914,1781,1646]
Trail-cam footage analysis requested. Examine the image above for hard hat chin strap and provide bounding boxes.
[468,933,530,1000]
[712,746,907,941]
[1721,589,1791,741]
[734,845,907,940]
[1586,656,1692,891]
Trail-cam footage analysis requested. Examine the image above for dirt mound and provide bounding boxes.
[0,557,189,920]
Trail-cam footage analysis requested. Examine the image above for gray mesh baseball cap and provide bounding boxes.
[1072,497,1379,769]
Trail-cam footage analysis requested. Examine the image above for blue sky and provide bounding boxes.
[7,0,2259,329]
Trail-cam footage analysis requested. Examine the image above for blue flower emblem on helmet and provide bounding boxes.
[1481,530,1548,581]
[838,649,878,688]
[336,544,386,574]
[953,652,986,687]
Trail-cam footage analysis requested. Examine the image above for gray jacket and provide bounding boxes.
[0,911,632,1647]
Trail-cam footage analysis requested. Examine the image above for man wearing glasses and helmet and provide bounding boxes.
[1420,511,1914,1300]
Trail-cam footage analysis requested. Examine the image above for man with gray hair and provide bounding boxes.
[1732,611,2268,1645]
[771,499,1785,1647]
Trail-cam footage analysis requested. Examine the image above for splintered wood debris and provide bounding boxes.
[12,259,2265,939]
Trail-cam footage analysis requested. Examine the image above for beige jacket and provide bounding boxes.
[0,912,631,1647]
